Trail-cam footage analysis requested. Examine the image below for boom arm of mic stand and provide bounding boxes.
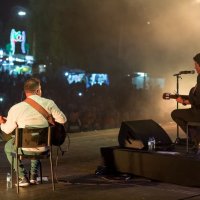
[173,73,180,76]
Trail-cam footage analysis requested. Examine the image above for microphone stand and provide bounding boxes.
[173,73,182,144]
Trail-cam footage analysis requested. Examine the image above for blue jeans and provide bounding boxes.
[4,138,41,178]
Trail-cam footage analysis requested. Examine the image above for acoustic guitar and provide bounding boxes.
[162,93,188,100]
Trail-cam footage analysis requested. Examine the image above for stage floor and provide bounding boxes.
[1,121,200,200]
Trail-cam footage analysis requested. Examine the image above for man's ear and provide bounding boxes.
[34,89,38,95]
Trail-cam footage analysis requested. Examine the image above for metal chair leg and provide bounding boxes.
[11,156,13,188]
[16,156,19,194]
[186,124,189,153]
[50,148,55,191]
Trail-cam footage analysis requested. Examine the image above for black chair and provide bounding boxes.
[11,127,55,193]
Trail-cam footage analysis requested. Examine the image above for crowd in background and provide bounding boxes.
[0,70,170,133]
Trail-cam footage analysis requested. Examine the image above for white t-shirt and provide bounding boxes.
[1,95,67,151]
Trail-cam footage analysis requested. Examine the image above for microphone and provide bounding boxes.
[179,70,195,75]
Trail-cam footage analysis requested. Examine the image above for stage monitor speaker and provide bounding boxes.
[118,119,173,150]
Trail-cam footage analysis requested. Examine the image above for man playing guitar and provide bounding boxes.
[0,77,67,187]
[170,53,200,153]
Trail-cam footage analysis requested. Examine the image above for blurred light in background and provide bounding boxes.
[18,11,26,16]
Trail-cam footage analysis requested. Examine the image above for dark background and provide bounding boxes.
[0,0,199,89]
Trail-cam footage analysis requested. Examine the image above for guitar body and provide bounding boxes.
[0,131,13,142]
[51,122,67,146]
[163,93,189,100]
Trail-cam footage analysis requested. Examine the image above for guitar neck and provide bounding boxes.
[163,93,189,100]
[174,95,188,99]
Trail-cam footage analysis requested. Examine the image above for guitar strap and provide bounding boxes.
[24,98,55,125]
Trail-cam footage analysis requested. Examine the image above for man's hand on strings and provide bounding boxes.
[176,97,184,104]
[176,97,190,105]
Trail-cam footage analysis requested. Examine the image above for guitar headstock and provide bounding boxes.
[163,93,178,100]
[162,93,171,100]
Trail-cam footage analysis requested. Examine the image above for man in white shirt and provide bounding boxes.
[0,77,67,186]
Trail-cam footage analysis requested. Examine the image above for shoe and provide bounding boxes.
[30,174,39,185]
[15,177,30,187]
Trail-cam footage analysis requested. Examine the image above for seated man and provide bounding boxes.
[171,53,200,151]
[0,77,67,186]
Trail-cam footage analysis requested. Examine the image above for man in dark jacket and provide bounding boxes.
[171,53,200,151]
